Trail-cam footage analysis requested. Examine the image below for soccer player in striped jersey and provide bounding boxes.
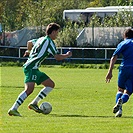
[106,28,133,117]
[23,39,37,57]
[8,23,72,116]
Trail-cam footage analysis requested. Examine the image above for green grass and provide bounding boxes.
[0,67,133,133]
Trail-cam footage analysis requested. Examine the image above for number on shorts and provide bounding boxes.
[32,75,37,80]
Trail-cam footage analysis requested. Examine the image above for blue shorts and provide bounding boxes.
[118,66,133,94]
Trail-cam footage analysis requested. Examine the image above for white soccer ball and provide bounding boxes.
[40,102,52,115]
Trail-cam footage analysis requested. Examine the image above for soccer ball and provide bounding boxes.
[40,102,52,115]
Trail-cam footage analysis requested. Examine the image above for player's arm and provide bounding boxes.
[27,41,33,51]
[105,55,118,83]
[54,51,72,61]
[23,41,33,57]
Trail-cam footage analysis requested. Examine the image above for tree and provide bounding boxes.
[0,0,28,31]
[0,0,90,31]
[55,22,79,47]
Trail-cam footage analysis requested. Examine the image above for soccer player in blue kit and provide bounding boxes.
[106,28,133,117]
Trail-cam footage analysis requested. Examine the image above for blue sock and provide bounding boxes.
[115,91,123,103]
[121,94,129,104]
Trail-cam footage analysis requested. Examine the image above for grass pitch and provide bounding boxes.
[0,67,133,133]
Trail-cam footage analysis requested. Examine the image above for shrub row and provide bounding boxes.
[0,61,120,69]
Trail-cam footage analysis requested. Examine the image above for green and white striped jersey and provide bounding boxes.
[23,36,58,69]
[28,39,38,45]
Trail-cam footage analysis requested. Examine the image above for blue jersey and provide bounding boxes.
[113,38,133,67]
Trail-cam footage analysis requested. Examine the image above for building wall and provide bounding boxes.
[76,27,130,47]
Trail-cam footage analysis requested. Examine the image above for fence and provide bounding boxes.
[0,46,121,63]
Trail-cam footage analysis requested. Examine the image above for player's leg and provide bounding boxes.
[113,87,123,114]
[121,91,130,104]
[115,88,124,105]
[121,78,133,104]
[29,71,55,113]
[114,78,132,117]
[115,89,131,117]
[30,78,54,105]
[8,82,35,116]
[113,67,126,116]
[117,67,133,104]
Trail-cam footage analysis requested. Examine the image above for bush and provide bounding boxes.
[55,22,79,47]
[0,61,120,69]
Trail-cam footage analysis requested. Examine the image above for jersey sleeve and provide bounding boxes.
[28,39,38,46]
[113,41,125,57]
[47,40,59,56]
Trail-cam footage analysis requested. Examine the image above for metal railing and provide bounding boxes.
[0,46,120,62]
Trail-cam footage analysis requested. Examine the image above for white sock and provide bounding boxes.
[10,91,27,110]
[30,87,53,105]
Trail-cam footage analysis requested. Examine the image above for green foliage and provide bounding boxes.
[55,22,79,47]
[0,61,23,67]
[1,0,29,31]
[88,0,131,7]
[0,61,120,69]
[88,9,133,27]
[1,0,133,47]
[61,62,119,69]
[0,0,133,31]
[0,0,89,31]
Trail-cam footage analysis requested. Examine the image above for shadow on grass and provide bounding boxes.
[51,114,133,119]
[1,85,61,89]
[1,85,23,88]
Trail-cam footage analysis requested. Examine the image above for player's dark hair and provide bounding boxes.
[46,23,60,35]
[124,28,133,39]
